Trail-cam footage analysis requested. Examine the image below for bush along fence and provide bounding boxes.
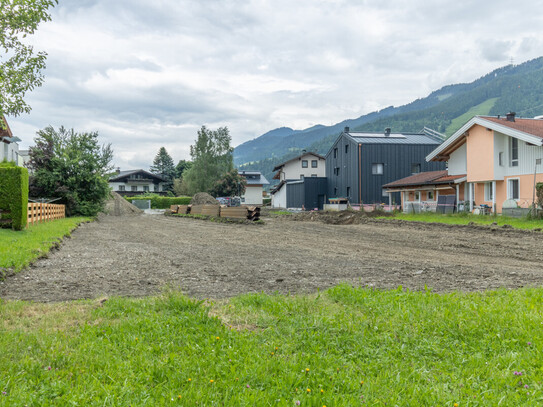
[27,203,66,225]
[127,195,191,209]
[0,162,29,230]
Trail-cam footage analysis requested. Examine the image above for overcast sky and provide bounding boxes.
[9,0,543,169]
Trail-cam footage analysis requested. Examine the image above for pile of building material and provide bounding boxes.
[170,203,260,221]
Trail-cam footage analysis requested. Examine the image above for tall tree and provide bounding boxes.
[150,147,175,192]
[175,159,192,179]
[183,126,234,195]
[209,169,247,197]
[27,126,113,216]
[0,0,58,121]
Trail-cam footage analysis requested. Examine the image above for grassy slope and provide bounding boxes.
[390,212,543,230]
[1,287,542,405]
[445,97,499,136]
[0,217,90,273]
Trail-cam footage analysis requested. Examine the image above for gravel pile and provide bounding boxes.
[190,192,219,205]
[102,192,143,217]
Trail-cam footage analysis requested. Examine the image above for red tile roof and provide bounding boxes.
[383,170,465,189]
[482,116,543,139]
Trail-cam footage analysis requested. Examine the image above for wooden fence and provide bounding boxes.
[27,203,66,226]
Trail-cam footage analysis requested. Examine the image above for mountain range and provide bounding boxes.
[234,57,543,186]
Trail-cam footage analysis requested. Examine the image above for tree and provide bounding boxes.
[175,159,192,179]
[183,126,234,195]
[209,169,246,197]
[150,147,175,192]
[27,126,113,216]
[0,0,58,121]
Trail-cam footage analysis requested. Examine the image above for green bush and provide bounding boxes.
[126,195,192,209]
[0,162,29,230]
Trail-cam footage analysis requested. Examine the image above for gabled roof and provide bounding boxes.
[383,170,466,189]
[272,152,325,172]
[239,170,270,185]
[109,169,165,182]
[426,115,543,162]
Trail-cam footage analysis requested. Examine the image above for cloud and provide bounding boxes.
[7,0,543,170]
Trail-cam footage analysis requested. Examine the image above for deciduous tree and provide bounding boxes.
[0,0,58,121]
[27,126,113,216]
[209,169,246,197]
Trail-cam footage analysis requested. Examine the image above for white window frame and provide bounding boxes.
[507,178,520,200]
[302,160,308,168]
[372,163,384,175]
[510,138,519,167]
[484,182,493,201]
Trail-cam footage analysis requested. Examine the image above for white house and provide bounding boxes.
[0,118,22,165]
[270,152,326,208]
[109,169,166,195]
[239,170,269,205]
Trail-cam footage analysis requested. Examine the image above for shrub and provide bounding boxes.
[126,195,192,209]
[0,161,29,230]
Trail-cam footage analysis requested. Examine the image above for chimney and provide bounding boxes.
[344,126,350,133]
[506,112,516,122]
[384,128,391,137]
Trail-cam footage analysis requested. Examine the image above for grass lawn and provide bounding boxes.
[445,97,498,136]
[1,286,542,405]
[0,217,91,274]
[389,212,543,231]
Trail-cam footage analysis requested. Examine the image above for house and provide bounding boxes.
[239,170,269,205]
[109,169,166,196]
[421,112,543,214]
[382,170,466,213]
[270,151,326,209]
[326,126,446,205]
[0,117,22,165]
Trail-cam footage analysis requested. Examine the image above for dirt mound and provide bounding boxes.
[101,192,143,217]
[290,210,392,225]
[191,192,219,205]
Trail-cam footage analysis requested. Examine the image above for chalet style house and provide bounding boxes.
[109,169,166,196]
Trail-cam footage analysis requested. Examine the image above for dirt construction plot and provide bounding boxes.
[2,213,543,302]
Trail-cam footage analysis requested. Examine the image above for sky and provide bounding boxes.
[8,0,543,169]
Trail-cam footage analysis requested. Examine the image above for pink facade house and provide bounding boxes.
[384,113,543,214]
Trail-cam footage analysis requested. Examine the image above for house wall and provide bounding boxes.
[271,184,287,208]
[242,185,263,205]
[109,181,163,193]
[360,144,444,204]
[286,178,327,210]
[325,134,360,202]
[448,143,467,175]
[466,124,494,182]
[280,154,326,181]
[1,141,20,164]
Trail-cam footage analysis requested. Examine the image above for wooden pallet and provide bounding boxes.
[201,204,220,217]
[220,207,248,219]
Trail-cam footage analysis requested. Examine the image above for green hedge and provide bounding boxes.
[126,195,192,209]
[0,162,29,230]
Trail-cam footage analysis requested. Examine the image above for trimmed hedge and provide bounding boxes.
[127,195,192,209]
[0,162,29,230]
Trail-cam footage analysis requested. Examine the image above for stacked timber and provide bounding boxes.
[201,204,220,217]
[178,205,190,214]
[220,206,261,221]
[190,205,204,215]
[246,206,260,221]
[170,205,179,214]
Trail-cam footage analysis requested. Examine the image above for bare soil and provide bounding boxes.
[2,212,543,302]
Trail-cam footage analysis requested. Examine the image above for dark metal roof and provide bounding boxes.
[109,169,165,182]
[345,131,442,145]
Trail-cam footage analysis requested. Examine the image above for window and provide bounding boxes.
[154,185,159,192]
[143,185,150,192]
[484,182,493,201]
[333,167,340,176]
[333,148,338,158]
[311,160,318,168]
[131,186,138,192]
[345,144,349,154]
[372,163,384,175]
[411,163,421,174]
[414,191,420,201]
[427,191,434,200]
[510,138,519,167]
[311,174,317,177]
[508,178,519,200]
[346,186,351,197]
[300,174,304,180]
[334,187,337,196]
[302,160,308,168]
[118,185,125,191]
[499,152,504,166]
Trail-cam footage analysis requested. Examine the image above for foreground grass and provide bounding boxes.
[390,212,543,230]
[1,286,542,406]
[0,217,91,273]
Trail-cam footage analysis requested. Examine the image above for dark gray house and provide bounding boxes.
[326,127,446,205]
